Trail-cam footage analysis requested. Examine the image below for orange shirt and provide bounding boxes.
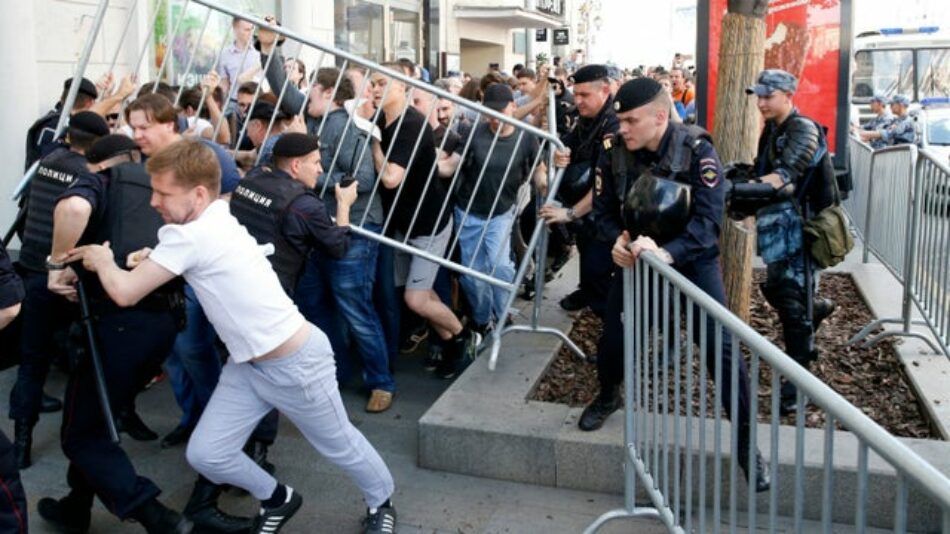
[672,86,694,106]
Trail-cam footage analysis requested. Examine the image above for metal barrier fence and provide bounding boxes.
[585,252,950,533]
[844,139,949,357]
[9,0,585,364]
[842,136,873,241]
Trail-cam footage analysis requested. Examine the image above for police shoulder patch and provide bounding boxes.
[602,135,613,151]
[700,159,720,188]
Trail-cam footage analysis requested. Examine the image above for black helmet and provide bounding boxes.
[623,171,692,243]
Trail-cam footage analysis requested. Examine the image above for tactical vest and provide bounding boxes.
[610,123,711,206]
[87,162,164,264]
[19,148,88,272]
[229,167,309,296]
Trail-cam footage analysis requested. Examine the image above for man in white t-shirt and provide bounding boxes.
[66,139,397,534]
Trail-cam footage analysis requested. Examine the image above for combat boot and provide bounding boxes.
[37,493,92,533]
[13,418,34,469]
[183,476,253,533]
[578,385,622,431]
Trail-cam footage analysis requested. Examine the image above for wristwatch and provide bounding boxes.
[45,255,67,271]
[566,207,578,222]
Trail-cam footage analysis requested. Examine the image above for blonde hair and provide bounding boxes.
[145,139,221,193]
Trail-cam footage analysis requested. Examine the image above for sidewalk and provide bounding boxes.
[0,354,663,533]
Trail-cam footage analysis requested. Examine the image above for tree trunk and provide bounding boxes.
[713,9,766,322]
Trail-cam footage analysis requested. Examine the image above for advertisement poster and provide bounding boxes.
[699,0,850,156]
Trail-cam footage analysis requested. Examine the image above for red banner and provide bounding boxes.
[703,0,843,153]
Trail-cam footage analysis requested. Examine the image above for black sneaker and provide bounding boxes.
[251,487,303,533]
[434,331,482,380]
[559,289,588,312]
[161,424,194,449]
[578,387,622,431]
[423,344,442,371]
[362,503,397,534]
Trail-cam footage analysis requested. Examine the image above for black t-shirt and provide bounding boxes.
[455,122,539,218]
[378,107,449,238]
[0,241,24,310]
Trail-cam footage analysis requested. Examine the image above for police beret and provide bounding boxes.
[613,77,663,113]
[745,69,797,96]
[569,64,609,85]
[64,77,99,99]
[272,133,320,158]
[69,111,110,137]
[86,134,140,164]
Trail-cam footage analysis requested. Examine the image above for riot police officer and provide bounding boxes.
[581,77,769,491]
[9,111,110,469]
[747,69,838,415]
[25,77,99,171]
[854,93,894,149]
[42,134,191,533]
[0,240,28,533]
[539,64,619,316]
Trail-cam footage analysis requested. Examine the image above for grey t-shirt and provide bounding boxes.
[454,122,539,218]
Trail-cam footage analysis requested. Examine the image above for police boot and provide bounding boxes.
[813,297,836,331]
[578,385,622,431]
[736,423,770,493]
[244,439,275,476]
[37,494,93,534]
[184,476,253,533]
[13,418,34,469]
[116,405,159,441]
[132,498,193,534]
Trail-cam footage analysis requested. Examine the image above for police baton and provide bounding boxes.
[71,262,121,445]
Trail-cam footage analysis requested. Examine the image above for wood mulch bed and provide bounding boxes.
[531,271,934,439]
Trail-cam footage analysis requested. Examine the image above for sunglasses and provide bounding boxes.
[106,113,120,121]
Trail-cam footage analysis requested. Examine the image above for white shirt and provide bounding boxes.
[149,200,307,363]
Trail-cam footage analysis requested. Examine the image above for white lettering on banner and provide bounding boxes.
[234,185,273,208]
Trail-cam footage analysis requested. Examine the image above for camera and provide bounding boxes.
[724,162,795,220]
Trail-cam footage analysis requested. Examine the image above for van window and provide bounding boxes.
[852,49,914,100]
[917,48,950,99]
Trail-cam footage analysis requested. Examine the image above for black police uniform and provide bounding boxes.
[558,93,619,316]
[0,241,28,534]
[8,147,88,467]
[593,121,753,430]
[49,161,184,524]
[753,108,837,408]
[24,106,64,172]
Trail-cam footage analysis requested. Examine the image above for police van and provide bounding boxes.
[851,26,950,124]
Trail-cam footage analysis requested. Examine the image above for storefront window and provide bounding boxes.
[335,0,385,63]
[391,8,420,63]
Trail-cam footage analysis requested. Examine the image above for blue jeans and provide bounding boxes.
[165,284,222,429]
[453,207,516,326]
[298,226,394,392]
[374,238,401,366]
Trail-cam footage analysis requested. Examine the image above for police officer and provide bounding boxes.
[9,111,110,469]
[42,134,191,533]
[0,240,28,534]
[747,69,838,414]
[876,94,917,146]
[540,64,619,316]
[854,93,895,149]
[25,77,100,171]
[581,77,769,491]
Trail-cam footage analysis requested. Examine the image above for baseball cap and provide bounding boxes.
[483,84,514,111]
[891,94,911,106]
[745,69,798,96]
[870,93,889,104]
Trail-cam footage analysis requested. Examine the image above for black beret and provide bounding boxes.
[569,64,609,85]
[68,111,110,137]
[273,133,320,159]
[64,77,99,99]
[247,101,289,123]
[86,134,141,164]
[614,77,663,113]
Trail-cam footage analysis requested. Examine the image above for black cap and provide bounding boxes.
[68,111,110,137]
[64,77,99,99]
[86,134,141,164]
[272,133,320,158]
[569,64,609,85]
[247,101,288,123]
[483,83,514,111]
[613,77,663,113]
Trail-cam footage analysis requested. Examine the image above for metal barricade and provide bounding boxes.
[10,0,584,365]
[585,252,950,533]
[861,144,916,276]
[842,136,873,241]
